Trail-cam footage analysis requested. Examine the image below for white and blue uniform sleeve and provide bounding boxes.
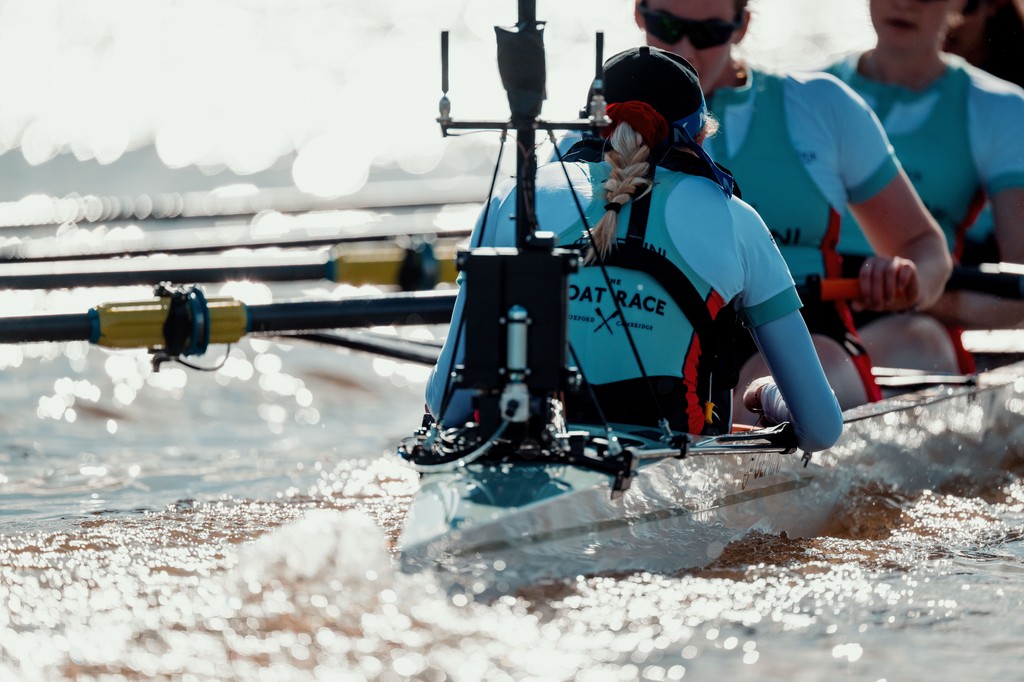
[707,70,899,212]
[965,66,1024,195]
[785,72,900,206]
[727,196,842,451]
[750,313,843,452]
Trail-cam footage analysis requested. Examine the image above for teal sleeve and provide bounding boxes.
[739,286,803,328]
[988,171,1024,195]
[749,310,843,452]
[848,155,899,205]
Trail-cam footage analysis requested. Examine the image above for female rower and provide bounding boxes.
[427,46,842,452]
[827,0,1024,373]
[944,0,1024,264]
[634,0,952,422]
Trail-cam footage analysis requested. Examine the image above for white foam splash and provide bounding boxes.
[231,509,393,600]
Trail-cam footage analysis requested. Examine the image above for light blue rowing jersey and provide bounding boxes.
[556,163,731,433]
[708,71,838,283]
[828,54,1024,258]
[705,69,899,283]
[426,154,801,435]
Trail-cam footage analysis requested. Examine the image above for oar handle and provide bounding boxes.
[805,277,911,306]
[811,267,1024,304]
[818,278,862,302]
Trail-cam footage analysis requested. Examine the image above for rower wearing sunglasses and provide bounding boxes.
[635,0,952,423]
[826,0,1024,376]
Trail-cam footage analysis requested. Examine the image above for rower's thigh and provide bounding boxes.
[733,335,867,426]
[858,313,960,373]
[733,334,866,424]
[808,335,868,411]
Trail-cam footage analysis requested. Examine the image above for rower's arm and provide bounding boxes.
[849,172,952,310]
[749,311,843,452]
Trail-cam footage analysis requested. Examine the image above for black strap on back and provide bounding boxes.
[587,178,742,433]
[604,186,717,347]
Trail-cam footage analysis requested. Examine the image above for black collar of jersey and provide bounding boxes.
[561,137,742,199]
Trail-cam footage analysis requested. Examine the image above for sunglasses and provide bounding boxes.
[639,2,741,49]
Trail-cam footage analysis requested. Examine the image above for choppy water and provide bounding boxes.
[3,342,1024,681]
[3,1,1024,680]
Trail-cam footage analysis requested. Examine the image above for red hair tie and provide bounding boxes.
[603,101,669,149]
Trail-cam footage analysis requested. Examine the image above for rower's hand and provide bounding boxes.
[854,256,918,312]
[742,376,774,422]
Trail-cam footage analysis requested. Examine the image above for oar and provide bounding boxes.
[628,422,800,460]
[804,266,1024,303]
[951,263,1024,299]
[870,366,977,389]
[0,226,471,263]
[283,330,443,365]
[0,243,459,290]
[0,288,456,352]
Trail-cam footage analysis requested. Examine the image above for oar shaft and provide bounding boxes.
[247,291,456,332]
[0,290,457,347]
[286,331,442,365]
[0,246,459,290]
[0,312,95,344]
[0,261,329,290]
[0,228,471,264]
[949,267,1024,299]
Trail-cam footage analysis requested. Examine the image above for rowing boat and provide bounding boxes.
[397,358,1024,590]
[391,4,1024,591]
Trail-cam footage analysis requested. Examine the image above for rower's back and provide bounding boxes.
[427,47,843,453]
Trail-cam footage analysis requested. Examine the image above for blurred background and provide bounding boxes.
[0,0,878,525]
[0,0,875,220]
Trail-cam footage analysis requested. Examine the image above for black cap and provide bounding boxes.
[602,46,704,124]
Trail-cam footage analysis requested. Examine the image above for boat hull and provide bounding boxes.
[398,361,1024,588]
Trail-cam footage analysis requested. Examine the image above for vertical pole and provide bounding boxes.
[514,0,538,249]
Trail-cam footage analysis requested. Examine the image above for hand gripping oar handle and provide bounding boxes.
[806,266,1024,305]
[804,276,913,307]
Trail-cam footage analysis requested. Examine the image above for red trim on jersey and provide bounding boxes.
[682,289,726,434]
[828,206,883,402]
[953,187,988,263]
[833,299,884,403]
[820,206,844,279]
[948,189,983,370]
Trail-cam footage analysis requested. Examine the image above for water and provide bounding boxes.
[3,1,1024,680]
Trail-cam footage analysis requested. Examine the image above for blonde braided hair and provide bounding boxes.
[585,122,654,264]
